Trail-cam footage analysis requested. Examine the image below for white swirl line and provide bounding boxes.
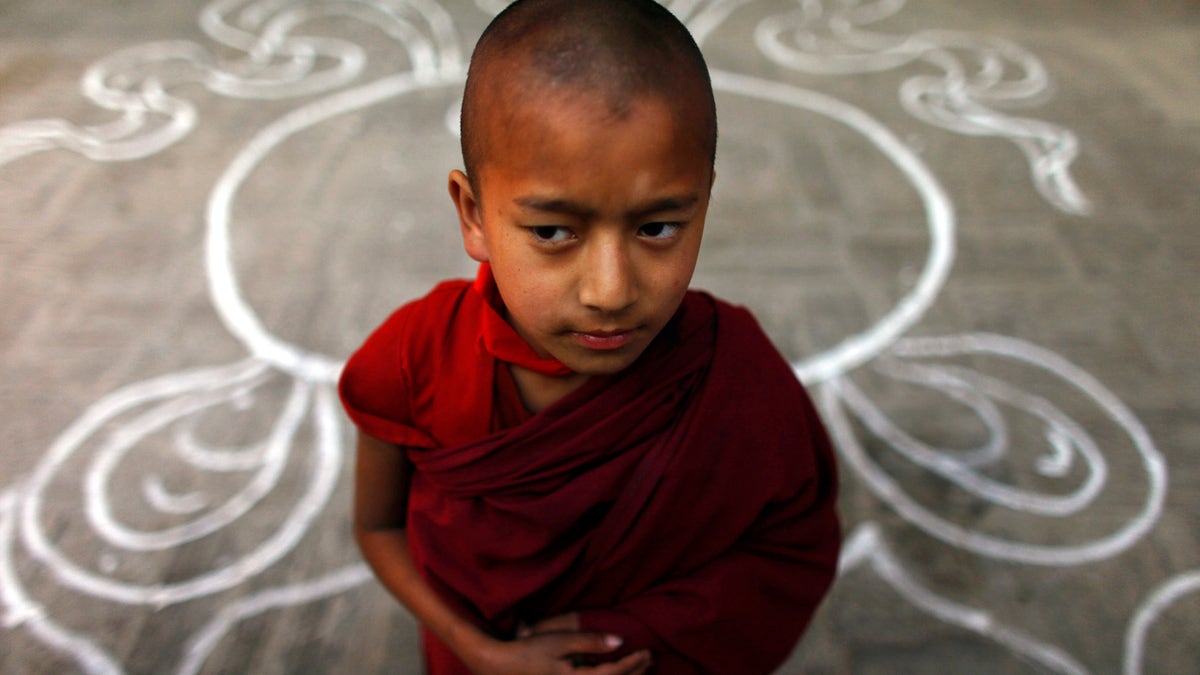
[85,375,307,551]
[170,424,269,473]
[206,69,459,381]
[754,0,1091,215]
[1124,570,1200,675]
[0,0,470,168]
[821,333,1166,565]
[20,366,344,606]
[141,476,211,516]
[869,356,1011,467]
[840,523,1091,675]
[177,564,373,675]
[1,488,125,675]
[858,355,1107,516]
[1039,425,1076,477]
[707,69,956,384]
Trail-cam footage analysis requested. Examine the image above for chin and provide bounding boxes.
[561,350,643,377]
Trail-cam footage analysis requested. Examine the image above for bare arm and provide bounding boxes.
[352,430,650,675]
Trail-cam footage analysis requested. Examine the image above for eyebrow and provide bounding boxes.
[514,195,700,219]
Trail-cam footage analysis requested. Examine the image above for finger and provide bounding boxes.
[556,632,623,656]
[579,649,652,675]
[531,612,580,634]
[629,652,653,675]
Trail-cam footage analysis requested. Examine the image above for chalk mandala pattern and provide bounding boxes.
[0,1,1192,673]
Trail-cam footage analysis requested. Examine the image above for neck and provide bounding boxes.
[508,364,590,413]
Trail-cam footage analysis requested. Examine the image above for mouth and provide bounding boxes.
[568,327,639,351]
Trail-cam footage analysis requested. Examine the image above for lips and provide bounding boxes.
[569,328,637,351]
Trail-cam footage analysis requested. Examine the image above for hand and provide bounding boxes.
[467,627,653,675]
[518,612,581,637]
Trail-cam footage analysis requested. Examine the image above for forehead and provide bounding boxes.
[478,84,712,171]
[498,92,701,165]
[474,90,712,215]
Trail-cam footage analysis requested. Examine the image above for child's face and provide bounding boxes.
[450,91,713,376]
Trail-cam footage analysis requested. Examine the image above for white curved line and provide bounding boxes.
[851,356,1108,516]
[1124,570,1200,675]
[868,356,1010,467]
[85,377,307,551]
[864,529,1090,675]
[142,476,210,515]
[3,0,482,167]
[177,563,373,675]
[709,69,955,384]
[205,70,464,381]
[170,424,269,472]
[820,334,1166,565]
[837,523,1090,674]
[836,521,884,572]
[753,0,1091,215]
[1,489,125,675]
[21,369,345,606]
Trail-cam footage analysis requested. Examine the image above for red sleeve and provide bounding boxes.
[338,306,436,448]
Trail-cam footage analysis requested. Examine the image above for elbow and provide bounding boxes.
[352,521,408,554]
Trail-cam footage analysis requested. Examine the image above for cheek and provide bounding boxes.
[642,260,695,314]
[658,243,702,291]
[506,277,559,326]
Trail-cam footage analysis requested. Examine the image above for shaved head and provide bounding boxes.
[460,0,717,190]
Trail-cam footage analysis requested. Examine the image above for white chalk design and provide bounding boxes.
[0,0,1184,673]
[0,0,461,167]
[711,69,954,384]
[1123,570,1200,675]
[839,523,1090,675]
[756,0,1092,215]
[821,333,1165,565]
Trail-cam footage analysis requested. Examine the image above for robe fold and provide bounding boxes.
[340,264,841,674]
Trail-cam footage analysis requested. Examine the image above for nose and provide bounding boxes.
[578,235,638,313]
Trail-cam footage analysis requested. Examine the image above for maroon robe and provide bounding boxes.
[340,264,840,674]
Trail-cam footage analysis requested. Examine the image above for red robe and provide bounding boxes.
[340,264,840,674]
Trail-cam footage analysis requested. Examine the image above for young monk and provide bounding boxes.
[339,0,841,672]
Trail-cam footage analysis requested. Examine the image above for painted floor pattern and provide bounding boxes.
[2,1,1198,673]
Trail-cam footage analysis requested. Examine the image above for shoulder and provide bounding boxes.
[681,290,782,360]
[338,277,478,446]
[684,289,813,410]
[341,277,477,385]
[390,277,475,327]
[358,278,475,350]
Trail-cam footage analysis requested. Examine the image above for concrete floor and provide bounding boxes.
[2,0,1198,673]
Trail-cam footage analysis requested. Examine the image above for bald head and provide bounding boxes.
[460,0,717,189]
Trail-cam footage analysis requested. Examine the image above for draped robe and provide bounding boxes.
[340,264,840,674]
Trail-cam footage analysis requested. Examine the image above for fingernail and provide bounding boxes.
[605,635,623,648]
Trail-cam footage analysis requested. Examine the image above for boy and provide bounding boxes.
[340,0,841,672]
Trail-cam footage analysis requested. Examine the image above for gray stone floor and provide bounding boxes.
[2,0,1198,673]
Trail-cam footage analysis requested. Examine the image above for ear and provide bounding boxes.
[448,169,489,263]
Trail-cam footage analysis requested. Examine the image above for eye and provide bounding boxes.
[529,226,575,244]
[638,222,682,240]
